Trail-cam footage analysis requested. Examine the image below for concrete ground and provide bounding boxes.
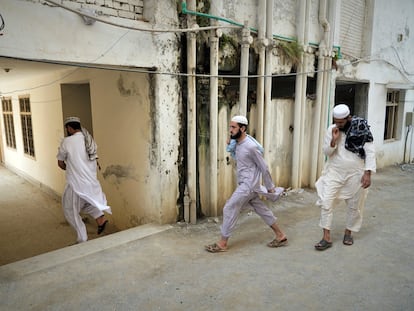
[0,165,119,266]
[0,164,413,311]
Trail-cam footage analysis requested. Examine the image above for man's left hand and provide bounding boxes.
[361,171,371,188]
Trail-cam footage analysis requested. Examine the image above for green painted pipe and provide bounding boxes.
[181,1,342,59]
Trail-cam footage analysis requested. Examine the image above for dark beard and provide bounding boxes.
[231,129,242,139]
[339,120,351,132]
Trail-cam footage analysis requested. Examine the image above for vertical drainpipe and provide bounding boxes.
[263,0,273,160]
[310,45,326,185]
[186,0,197,224]
[314,0,332,182]
[209,4,220,217]
[291,0,307,188]
[300,0,310,184]
[256,0,267,143]
[239,21,252,116]
[318,55,333,172]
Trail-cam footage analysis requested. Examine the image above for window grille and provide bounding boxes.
[19,96,35,157]
[1,97,16,149]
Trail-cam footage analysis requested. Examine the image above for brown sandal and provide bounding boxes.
[267,238,288,248]
[205,243,228,253]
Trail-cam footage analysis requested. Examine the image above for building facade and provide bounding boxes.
[0,0,413,228]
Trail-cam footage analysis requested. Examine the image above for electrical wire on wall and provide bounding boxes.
[0,13,5,33]
[44,0,240,33]
[2,1,413,94]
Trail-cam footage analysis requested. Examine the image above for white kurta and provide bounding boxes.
[57,132,111,242]
[316,124,376,231]
[57,132,111,214]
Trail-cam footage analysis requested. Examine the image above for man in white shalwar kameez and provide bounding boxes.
[205,116,287,253]
[57,117,111,243]
[314,104,376,251]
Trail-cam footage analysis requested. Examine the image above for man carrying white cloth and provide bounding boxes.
[57,116,111,243]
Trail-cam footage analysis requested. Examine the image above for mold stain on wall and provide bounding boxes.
[102,164,139,184]
[117,74,142,97]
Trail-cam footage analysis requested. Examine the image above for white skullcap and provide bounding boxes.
[333,104,350,119]
[64,116,81,125]
[231,115,248,125]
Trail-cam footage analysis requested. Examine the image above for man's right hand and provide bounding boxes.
[331,127,339,147]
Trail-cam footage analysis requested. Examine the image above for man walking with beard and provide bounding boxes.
[314,104,376,251]
[205,115,287,253]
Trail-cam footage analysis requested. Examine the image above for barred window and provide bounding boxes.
[384,90,400,140]
[19,96,35,157]
[1,97,16,149]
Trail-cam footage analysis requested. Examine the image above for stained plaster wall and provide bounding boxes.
[199,0,414,216]
[0,67,179,228]
[215,0,320,44]
[0,0,182,226]
[0,0,165,67]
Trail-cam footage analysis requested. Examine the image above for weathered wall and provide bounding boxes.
[1,0,413,223]
[0,67,179,228]
[0,0,166,68]
[0,0,182,226]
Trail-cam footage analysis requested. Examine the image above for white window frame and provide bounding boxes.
[384,90,400,141]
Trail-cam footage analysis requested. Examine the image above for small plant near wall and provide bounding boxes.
[332,51,339,70]
[195,0,211,27]
[276,40,303,68]
[219,33,238,50]
[218,33,239,72]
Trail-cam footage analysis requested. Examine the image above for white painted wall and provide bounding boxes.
[338,0,414,167]
[0,0,169,68]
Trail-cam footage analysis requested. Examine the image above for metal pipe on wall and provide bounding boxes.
[317,55,333,173]
[310,0,330,186]
[263,0,273,160]
[256,0,267,143]
[310,51,326,186]
[291,0,307,188]
[186,0,197,224]
[239,21,252,116]
[209,19,220,216]
[314,0,333,183]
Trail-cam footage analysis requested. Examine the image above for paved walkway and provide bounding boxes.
[0,164,413,310]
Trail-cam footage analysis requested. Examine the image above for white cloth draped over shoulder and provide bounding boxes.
[57,132,111,214]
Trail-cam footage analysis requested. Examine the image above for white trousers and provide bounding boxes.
[62,184,104,243]
[318,183,368,232]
